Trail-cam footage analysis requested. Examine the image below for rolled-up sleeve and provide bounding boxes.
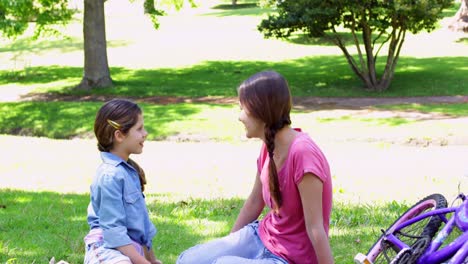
[96,173,133,248]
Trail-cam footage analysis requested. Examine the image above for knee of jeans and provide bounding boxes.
[211,256,237,264]
[176,250,189,264]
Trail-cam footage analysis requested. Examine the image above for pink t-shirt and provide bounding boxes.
[257,131,332,264]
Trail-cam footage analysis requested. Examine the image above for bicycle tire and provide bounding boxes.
[366,193,447,264]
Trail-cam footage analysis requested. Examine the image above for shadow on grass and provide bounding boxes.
[441,2,460,18]
[456,37,468,44]
[0,37,131,55]
[0,66,82,85]
[0,189,413,263]
[0,102,210,139]
[204,2,272,17]
[1,56,467,98]
[211,3,258,10]
[316,115,415,126]
[286,31,391,47]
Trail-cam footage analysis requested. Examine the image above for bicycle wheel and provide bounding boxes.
[366,193,447,264]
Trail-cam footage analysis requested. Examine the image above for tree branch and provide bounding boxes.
[350,11,367,75]
[329,28,370,86]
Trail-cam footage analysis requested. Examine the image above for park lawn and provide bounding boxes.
[1,55,467,98]
[0,1,466,263]
[0,0,466,99]
[0,189,411,263]
[0,101,467,141]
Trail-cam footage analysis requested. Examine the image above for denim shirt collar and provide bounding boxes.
[100,152,136,173]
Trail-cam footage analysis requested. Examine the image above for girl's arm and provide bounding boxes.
[298,173,334,264]
[231,172,265,232]
[144,247,163,264]
[117,244,150,264]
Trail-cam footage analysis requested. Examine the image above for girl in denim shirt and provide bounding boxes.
[84,99,162,264]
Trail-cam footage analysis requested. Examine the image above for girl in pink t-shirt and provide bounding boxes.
[177,70,334,264]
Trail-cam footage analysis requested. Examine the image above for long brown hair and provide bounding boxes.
[94,99,147,191]
[237,71,292,212]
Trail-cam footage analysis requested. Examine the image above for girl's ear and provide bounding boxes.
[114,130,126,143]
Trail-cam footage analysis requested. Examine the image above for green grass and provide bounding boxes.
[0,102,241,140]
[1,55,467,98]
[0,1,466,263]
[376,103,468,117]
[0,189,414,263]
[1,101,467,140]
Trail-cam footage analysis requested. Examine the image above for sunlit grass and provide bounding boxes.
[0,102,243,140]
[1,54,467,98]
[1,101,467,140]
[0,189,419,264]
[375,103,468,117]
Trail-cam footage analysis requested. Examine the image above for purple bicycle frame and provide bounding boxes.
[383,197,468,264]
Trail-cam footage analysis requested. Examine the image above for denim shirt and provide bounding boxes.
[86,152,157,249]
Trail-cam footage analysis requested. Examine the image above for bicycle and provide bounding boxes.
[354,192,468,264]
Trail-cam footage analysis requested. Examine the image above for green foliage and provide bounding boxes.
[258,0,453,91]
[143,0,196,29]
[0,0,75,39]
[259,0,452,38]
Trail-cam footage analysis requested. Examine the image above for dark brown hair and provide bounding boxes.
[94,99,147,191]
[237,71,292,212]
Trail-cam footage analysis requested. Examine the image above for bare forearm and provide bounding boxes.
[308,227,334,264]
[231,201,263,232]
[117,244,150,264]
[144,247,163,264]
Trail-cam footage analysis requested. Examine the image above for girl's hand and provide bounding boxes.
[150,259,162,264]
[144,246,163,264]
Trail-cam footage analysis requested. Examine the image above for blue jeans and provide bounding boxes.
[176,221,288,264]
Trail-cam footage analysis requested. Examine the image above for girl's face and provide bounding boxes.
[238,103,265,139]
[119,113,148,158]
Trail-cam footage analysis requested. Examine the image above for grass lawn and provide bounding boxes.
[0,101,467,141]
[0,189,415,263]
[0,0,466,99]
[0,0,467,263]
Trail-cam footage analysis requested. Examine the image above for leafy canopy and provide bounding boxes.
[259,0,452,38]
[0,0,75,39]
[258,0,452,92]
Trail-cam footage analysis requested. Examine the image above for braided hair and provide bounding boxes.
[238,71,292,212]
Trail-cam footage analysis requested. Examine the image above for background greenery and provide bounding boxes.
[0,0,466,263]
[1,55,468,98]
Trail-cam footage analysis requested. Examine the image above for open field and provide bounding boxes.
[1,0,467,263]
[2,132,467,204]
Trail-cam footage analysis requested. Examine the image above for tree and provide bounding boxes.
[77,0,192,90]
[258,0,452,92]
[0,0,74,39]
[448,0,468,32]
[76,0,112,90]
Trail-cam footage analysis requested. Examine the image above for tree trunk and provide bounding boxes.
[448,0,468,32]
[76,0,112,90]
